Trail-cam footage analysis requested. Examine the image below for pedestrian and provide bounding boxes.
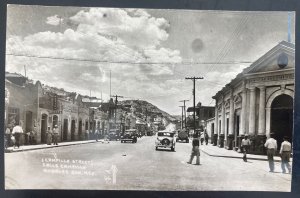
[200,132,205,145]
[187,132,200,165]
[12,124,23,149]
[52,125,59,145]
[95,129,99,142]
[279,136,292,174]
[204,131,209,145]
[46,126,52,145]
[11,135,16,149]
[85,129,89,140]
[5,126,11,149]
[264,133,277,172]
[241,134,251,162]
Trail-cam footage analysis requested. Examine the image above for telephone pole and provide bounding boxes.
[179,106,184,130]
[111,95,124,128]
[185,77,204,133]
[179,99,189,129]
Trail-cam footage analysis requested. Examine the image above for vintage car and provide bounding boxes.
[176,129,189,143]
[155,131,176,151]
[121,129,137,143]
[108,129,120,141]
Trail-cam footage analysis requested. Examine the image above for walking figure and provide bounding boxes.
[204,131,209,145]
[241,134,251,162]
[264,133,277,172]
[187,132,200,165]
[95,129,99,142]
[280,136,292,174]
[200,132,205,145]
[52,125,59,145]
[12,124,23,149]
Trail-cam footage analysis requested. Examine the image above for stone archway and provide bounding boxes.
[266,89,293,149]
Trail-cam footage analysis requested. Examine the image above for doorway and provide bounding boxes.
[63,119,68,141]
[41,114,48,143]
[270,94,293,150]
[71,120,76,141]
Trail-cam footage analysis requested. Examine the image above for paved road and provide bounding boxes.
[5,136,291,191]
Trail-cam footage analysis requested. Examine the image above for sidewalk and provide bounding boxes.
[5,139,109,153]
[200,143,288,162]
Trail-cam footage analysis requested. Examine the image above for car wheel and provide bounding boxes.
[121,140,123,143]
[155,147,158,150]
[171,147,175,151]
[186,139,189,143]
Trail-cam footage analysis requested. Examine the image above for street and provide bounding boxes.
[5,136,291,191]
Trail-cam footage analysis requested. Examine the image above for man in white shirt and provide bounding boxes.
[264,133,277,172]
[241,134,251,162]
[280,136,292,174]
[12,124,24,149]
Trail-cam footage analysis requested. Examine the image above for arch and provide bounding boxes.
[266,89,294,108]
[265,88,294,138]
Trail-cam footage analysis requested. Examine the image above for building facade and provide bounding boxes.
[212,41,294,154]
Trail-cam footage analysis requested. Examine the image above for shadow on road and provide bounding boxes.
[155,149,176,152]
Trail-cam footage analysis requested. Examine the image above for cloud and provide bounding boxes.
[46,15,62,26]
[6,8,182,104]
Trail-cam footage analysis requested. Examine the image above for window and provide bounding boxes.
[8,107,20,126]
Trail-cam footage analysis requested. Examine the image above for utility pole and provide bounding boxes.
[185,77,204,134]
[179,106,184,130]
[111,95,124,129]
[179,99,189,129]
[110,70,112,97]
[24,65,27,78]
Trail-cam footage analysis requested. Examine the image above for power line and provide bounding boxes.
[5,53,252,65]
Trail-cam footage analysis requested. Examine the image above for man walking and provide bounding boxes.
[52,125,59,145]
[241,134,251,162]
[187,132,200,165]
[279,136,292,174]
[264,133,277,172]
[12,124,23,149]
[204,131,209,145]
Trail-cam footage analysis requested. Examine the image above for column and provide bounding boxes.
[228,91,235,149]
[258,86,266,135]
[257,86,267,154]
[240,89,246,135]
[213,99,218,146]
[219,96,225,148]
[239,85,247,151]
[249,87,256,136]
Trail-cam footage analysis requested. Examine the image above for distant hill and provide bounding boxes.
[120,100,179,125]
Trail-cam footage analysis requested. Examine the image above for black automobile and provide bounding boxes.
[108,129,120,141]
[121,129,137,143]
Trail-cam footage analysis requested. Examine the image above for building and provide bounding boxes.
[212,41,294,154]
[186,102,215,130]
[5,76,41,145]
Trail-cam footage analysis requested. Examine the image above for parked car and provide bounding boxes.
[108,129,120,141]
[176,129,189,143]
[155,131,176,151]
[121,129,137,143]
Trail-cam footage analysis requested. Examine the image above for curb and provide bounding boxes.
[5,140,107,153]
[200,149,282,162]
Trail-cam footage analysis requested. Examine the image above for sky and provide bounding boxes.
[5,5,295,115]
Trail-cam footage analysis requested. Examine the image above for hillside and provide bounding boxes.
[120,100,179,125]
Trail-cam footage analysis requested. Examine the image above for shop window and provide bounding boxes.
[8,107,20,126]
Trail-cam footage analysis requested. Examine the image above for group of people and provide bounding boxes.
[241,133,292,174]
[187,131,292,173]
[46,125,59,145]
[85,129,102,141]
